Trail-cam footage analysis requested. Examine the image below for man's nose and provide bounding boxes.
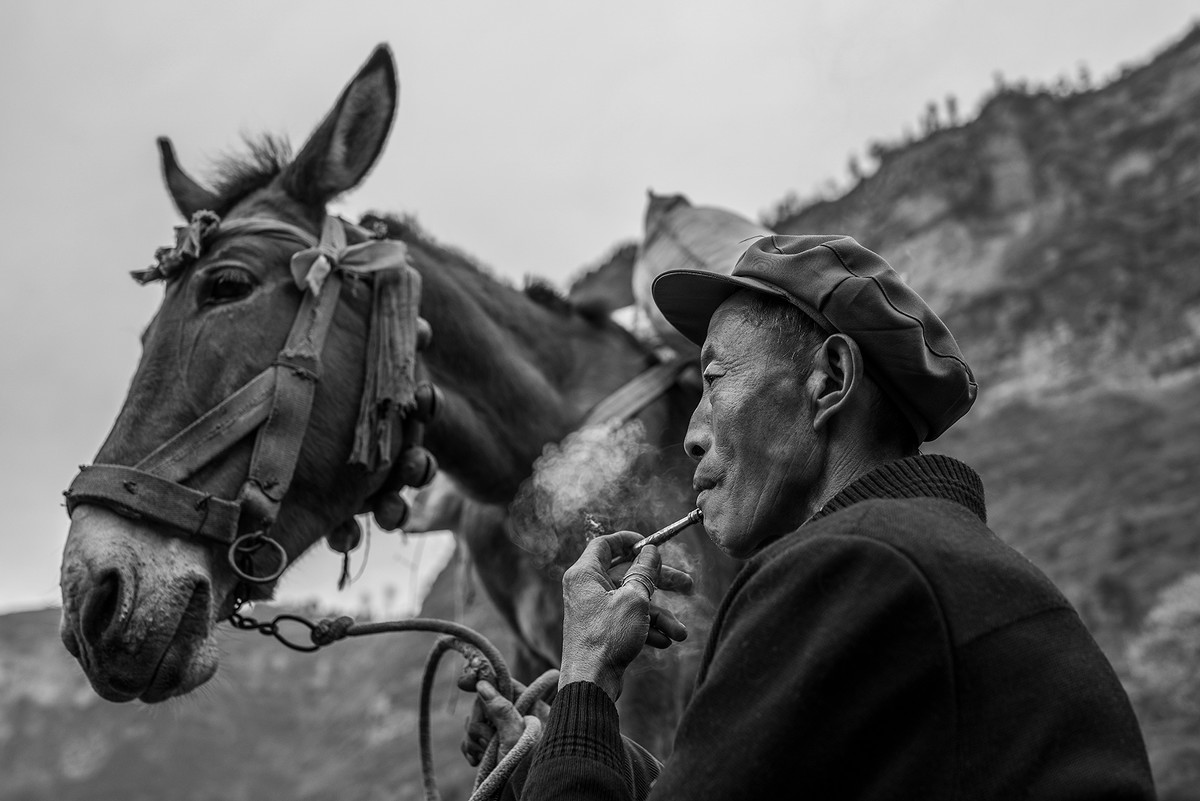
[684,403,709,461]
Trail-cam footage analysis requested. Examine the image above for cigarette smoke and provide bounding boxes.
[507,418,718,662]
[509,420,655,569]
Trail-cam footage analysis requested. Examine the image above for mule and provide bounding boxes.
[58,44,736,756]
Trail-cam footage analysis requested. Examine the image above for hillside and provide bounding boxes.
[0,549,507,801]
[775,24,1200,407]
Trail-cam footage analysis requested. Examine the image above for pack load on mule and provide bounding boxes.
[401,189,774,687]
[629,191,772,354]
[55,42,743,793]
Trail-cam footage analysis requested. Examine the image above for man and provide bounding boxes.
[472,235,1155,798]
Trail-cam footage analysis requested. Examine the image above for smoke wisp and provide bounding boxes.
[509,420,657,568]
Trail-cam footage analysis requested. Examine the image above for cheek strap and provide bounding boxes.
[65,213,439,591]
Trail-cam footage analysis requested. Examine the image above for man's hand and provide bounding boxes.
[461,680,546,766]
[558,530,694,702]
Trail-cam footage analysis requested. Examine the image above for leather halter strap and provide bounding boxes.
[582,354,693,428]
[64,213,418,560]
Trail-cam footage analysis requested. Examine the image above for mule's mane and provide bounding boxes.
[361,213,618,330]
[360,212,652,406]
[204,137,608,327]
[207,134,293,216]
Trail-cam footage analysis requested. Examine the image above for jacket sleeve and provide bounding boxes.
[509,681,662,801]
[648,532,960,800]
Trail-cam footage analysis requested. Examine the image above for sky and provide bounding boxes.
[2,0,1198,616]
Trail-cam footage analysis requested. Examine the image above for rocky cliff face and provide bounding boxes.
[777,23,1200,407]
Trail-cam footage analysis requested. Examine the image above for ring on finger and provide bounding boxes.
[621,570,657,596]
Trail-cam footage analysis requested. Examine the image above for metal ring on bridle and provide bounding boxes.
[227,532,289,584]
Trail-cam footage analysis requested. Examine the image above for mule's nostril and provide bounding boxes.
[80,569,123,645]
[61,627,82,659]
[177,576,212,641]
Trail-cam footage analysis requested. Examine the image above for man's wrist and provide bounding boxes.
[558,664,622,702]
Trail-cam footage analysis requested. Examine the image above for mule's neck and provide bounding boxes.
[407,239,653,504]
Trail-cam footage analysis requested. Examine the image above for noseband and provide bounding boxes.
[64,211,439,594]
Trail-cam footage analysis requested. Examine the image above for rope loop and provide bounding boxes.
[225,608,563,799]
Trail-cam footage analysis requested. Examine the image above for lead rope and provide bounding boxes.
[229,605,558,800]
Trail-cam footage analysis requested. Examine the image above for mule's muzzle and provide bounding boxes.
[61,505,222,702]
[62,568,216,702]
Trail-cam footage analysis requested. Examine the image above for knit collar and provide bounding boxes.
[809,453,987,525]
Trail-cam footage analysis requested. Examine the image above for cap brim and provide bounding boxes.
[651,270,804,346]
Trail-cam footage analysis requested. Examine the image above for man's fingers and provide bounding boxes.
[461,739,481,767]
[650,605,688,642]
[620,567,658,599]
[581,530,645,567]
[467,720,494,745]
[646,628,672,649]
[657,564,695,594]
[462,707,492,767]
[609,559,694,595]
[476,680,525,735]
[619,544,661,598]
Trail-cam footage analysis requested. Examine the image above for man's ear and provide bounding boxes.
[809,334,866,432]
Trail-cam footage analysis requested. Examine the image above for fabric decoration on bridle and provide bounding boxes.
[66,210,441,602]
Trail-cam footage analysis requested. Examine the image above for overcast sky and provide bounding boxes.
[2,0,1198,615]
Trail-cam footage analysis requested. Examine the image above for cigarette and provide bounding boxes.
[609,508,703,567]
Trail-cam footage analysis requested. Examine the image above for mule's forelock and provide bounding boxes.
[209,135,294,214]
[159,43,397,220]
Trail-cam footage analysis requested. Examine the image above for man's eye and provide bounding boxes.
[702,370,724,386]
[202,268,257,306]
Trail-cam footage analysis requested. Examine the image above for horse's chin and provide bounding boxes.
[71,619,221,704]
[60,505,226,703]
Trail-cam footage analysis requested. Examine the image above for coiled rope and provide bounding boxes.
[229,607,559,800]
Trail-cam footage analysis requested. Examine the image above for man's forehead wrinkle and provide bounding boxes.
[703,306,745,360]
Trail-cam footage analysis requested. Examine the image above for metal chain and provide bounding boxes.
[227,604,327,652]
[224,604,551,800]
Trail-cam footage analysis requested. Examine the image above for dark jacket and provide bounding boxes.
[517,454,1155,799]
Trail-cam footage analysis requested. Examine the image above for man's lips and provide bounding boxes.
[692,463,716,489]
[694,481,718,511]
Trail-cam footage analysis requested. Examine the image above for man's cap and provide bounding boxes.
[652,234,977,442]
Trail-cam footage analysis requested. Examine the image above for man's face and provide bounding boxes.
[685,293,825,558]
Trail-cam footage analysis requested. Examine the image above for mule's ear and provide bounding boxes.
[283,44,398,205]
[158,136,219,219]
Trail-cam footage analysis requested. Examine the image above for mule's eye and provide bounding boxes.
[202,267,257,306]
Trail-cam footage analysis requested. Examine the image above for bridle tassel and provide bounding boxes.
[65,210,438,594]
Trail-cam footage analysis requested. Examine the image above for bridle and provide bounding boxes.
[63,211,440,602]
[63,208,693,611]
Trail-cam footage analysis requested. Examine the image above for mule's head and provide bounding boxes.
[60,46,406,702]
